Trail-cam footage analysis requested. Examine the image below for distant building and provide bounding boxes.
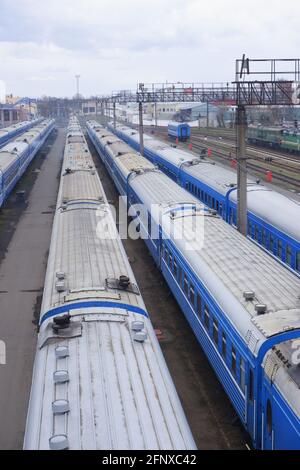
[81,99,97,115]
[0,81,6,104]
[0,104,22,127]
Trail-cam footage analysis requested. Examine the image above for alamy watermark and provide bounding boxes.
[291,340,300,365]
[0,340,6,365]
[95,196,205,252]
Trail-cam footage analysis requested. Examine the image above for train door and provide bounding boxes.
[262,385,274,450]
[181,126,186,140]
[246,367,255,440]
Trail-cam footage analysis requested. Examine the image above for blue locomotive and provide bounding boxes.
[168,122,190,141]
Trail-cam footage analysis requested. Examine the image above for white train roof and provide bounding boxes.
[0,143,29,172]
[24,125,196,450]
[0,120,31,138]
[129,170,300,352]
[93,123,300,419]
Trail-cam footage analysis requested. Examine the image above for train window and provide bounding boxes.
[248,221,252,236]
[270,235,274,252]
[178,266,182,286]
[173,259,178,278]
[286,245,292,265]
[222,332,227,359]
[148,213,151,235]
[204,305,210,331]
[296,252,300,272]
[266,400,272,435]
[262,229,267,246]
[212,198,215,208]
[190,284,195,306]
[255,225,259,241]
[231,346,237,376]
[185,182,189,190]
[197,294,202,317]
[213,318,219,345]
[164,247,168,262]
[249,369,254,402]
[278,239,283,258]
[184,275,188,296]
[201,190,204,200]
[168,254,173,269]
[216,200,219,211]
[240,357,246,393]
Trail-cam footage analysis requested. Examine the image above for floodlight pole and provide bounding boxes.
[113,102,116,129]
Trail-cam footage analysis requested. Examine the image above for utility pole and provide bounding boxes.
[138,101,144,156]
[154,101,158,127]
[236,104,247,235]
[113,102,116,129]
[206,101,209,128]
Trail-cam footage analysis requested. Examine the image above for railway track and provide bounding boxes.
[144,126,300,191]
[193,127,300,164]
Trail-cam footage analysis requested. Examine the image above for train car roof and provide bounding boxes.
[129,169,300,355]
[184,162,300,242]
[24,127,196,450]
[114,124,300,244]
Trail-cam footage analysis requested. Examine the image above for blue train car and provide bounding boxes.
[0,119,54,206]
[87,121,300,449]
[0,119,42,148]
[109,122,300,276]
[168,122,190,141]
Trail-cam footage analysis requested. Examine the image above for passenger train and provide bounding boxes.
[0,118,42,148]
[0,119,55,207]
[24,118,196,450]
[108,122,300,276]
[87,120,300,450]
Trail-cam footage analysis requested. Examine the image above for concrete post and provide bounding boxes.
[236,105,247,236]
[138,101,144,156]
[113,102,116,129]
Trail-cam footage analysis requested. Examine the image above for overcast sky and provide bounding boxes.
[0,0,299,98]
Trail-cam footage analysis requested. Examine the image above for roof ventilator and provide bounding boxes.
[209,209,217,216]
[49,434,69,451]
[56,271,66,280]
[53,370,69,384]
[133,330,148,343]
[52,399,70,415]
[131,321,144,332]
[56,280,66,292]
[55,345,69,359]
[243,291,255,301]
[255,304,267,315]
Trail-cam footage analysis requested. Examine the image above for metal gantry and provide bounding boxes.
[94,56,300,236]
[233,56,300,234]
